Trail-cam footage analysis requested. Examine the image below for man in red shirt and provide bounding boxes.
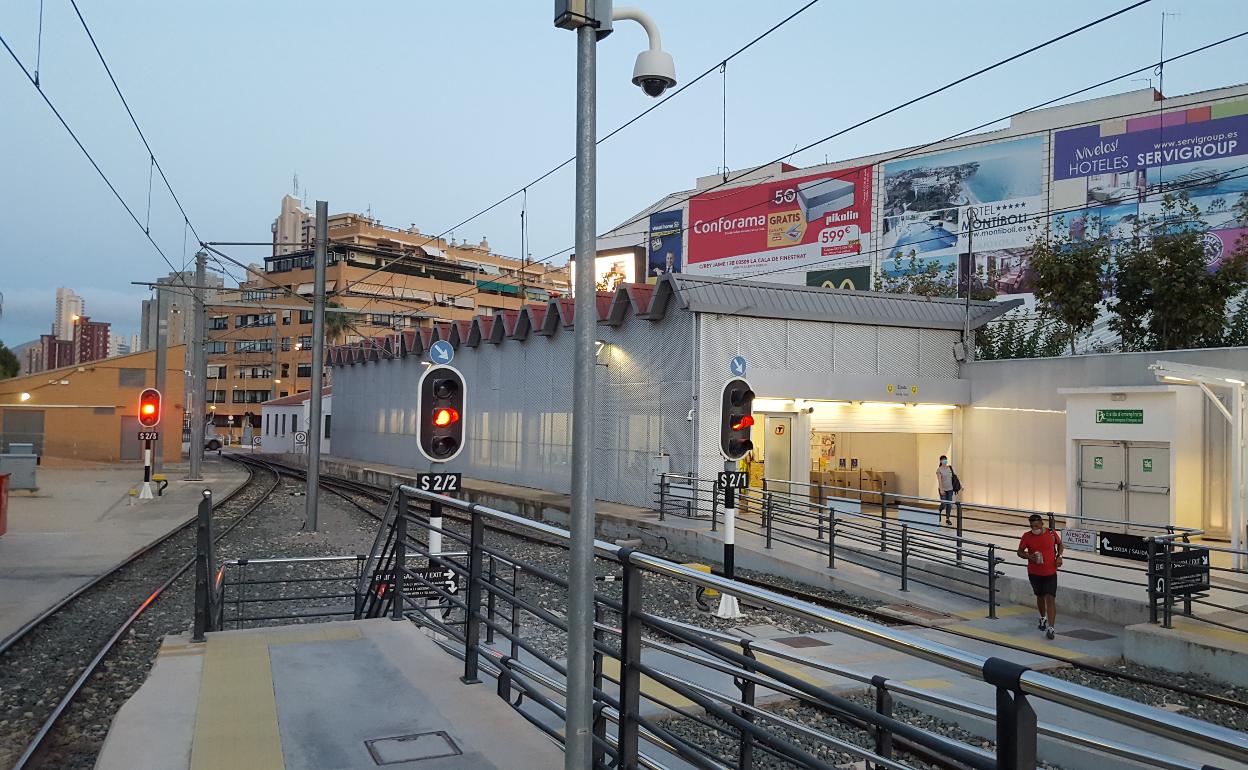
[1017,513,1063,639]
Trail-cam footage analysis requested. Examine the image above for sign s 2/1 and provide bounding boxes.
[413,472,462,494]
[137,431,159,442]
[717,471,748,489]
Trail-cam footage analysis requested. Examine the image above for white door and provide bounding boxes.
[765,415,793,496]
[1079,442,1125,528]
[1126,443,1171,530]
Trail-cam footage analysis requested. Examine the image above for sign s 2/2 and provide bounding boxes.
[413,472,462,494]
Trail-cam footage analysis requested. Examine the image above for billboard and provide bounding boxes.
[646,210,683,284]
[807,266,871,291]
[1051,102,1248,270]
[882,136,1045,295]
[686,165,873,279]
[569,248,640,295]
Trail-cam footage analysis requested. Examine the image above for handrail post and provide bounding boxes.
[1147,538,1159,624]
[461,506,485,684]
[658,472,667,521]
[1163,541,1175,630]
[510,564,522,660]
[392,489,407,622]
[880,492,889,553]
[618,554,643,768]
[871,675,894,763]
[988,544,998,619]
[192,489,213,642]
[711,481,719,532]
[816,511,824,542]
[900,524,909,592]
[485,555,497,644]
[984,657,1038,770]
[828,515,836,569]
[764,492,774,549]
[956,501,964,563]
[592,602,606,768]
[736,640,757,770]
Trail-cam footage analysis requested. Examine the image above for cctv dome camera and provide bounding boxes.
[632,49,676,98]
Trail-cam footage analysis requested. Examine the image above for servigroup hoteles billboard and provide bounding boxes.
[686,165,873,279]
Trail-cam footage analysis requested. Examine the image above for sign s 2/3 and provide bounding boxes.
[137,431,159,442]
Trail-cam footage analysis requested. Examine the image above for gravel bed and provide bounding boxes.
[1044,663,1248,733]
[658,694,1065,769]
[9,463,379,770]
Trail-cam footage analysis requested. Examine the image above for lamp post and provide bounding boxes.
[553,4,675,767]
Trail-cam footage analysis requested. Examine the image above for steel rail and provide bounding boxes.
[9,458,281,770]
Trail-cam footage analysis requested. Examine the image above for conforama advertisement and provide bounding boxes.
[686,166,873,279]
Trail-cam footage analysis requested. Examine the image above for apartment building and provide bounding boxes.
[201,200,570,442]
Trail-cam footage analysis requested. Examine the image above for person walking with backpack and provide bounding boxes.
[1018,513,1063,639]
[936,455,960,525]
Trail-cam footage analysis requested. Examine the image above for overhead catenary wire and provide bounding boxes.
[374,5,1203,326]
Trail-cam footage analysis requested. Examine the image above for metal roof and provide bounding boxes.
[330,273,1022,365]
[663,274,1022,331]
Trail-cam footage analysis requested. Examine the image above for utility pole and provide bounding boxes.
[962,207,975,362]
[187,251,207,481]
[272,321,280,402]
[153,284,168,473]
[305,200,328,531]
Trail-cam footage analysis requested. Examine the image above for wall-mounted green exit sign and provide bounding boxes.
[1096,409,1143,424]
[1093,456,1104,469]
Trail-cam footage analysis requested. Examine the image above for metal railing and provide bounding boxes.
[355,482,1246,770]
[656,473,1248,628]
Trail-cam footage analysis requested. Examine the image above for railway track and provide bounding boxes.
[247,456,1248,717]
[0,458,282,770]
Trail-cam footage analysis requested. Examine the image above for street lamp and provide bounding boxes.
[553,3,675,767]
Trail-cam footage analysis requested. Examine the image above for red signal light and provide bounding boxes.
[138,388,162,428]
[731,414,754,431]
[142,403,156,416]
[433,407,460,428]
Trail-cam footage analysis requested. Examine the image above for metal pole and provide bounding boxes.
[305,201,328,531]
[153,285,167,472]
[1234,386,1245,570]
[963,207,975,362]
[187,251,207,480]
[565,23,597,770]
[271,320,279,402]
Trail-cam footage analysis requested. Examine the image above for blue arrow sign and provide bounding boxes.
[730,356,747,376]
[430,340,455,365]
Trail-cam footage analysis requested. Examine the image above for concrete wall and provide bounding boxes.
[960,347,1248,514]
[332,309,694,507]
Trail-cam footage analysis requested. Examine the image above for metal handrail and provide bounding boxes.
[394,482,1248,765]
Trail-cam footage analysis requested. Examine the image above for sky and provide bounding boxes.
[1,0,1246,347]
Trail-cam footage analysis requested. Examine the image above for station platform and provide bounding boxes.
[95,618,564,770]
[303,454,1248,687]
[0,458,246,643]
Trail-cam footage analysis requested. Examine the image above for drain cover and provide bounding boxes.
[773,636,830,648]
[366,731,462,765]
[1058,629,1116,641]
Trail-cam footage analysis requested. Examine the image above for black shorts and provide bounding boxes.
[1029,573,1057,597]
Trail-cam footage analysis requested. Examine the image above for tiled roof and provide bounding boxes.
[328,273,1020,366]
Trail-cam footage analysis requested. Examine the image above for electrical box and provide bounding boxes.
[554,0,613,36]
[0,454,38,491]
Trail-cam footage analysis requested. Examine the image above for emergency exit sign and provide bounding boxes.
[1096,409,1143,424]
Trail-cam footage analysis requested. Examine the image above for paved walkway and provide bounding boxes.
[96,619,564,770]
[0,459,246,642]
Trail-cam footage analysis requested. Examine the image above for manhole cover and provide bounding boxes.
[1058,629,1116,641]
[366,731,462,765]
[773,636,830,648]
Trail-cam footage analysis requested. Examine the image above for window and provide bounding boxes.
[371,313,393,327]
[323,414,331,439]
[298,336,313,349]
[206,365,226,379]
[299,310,314,324]
[235,313,274,329]
[281,337,292,352]
[206,341,226,354]
[264,413,270,436]
[210,316,228,330]
[206,390,226,403]
[280,413,286,435]
[234,340,273,353]
[233,390,246,404]
[281,363,290,378]
[297,363,312,378]
[282,310,292,325]
[291,414,299,433]
[118,368,146,388]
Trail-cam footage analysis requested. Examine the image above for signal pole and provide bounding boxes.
[187,250,207,481]
[153,285,168,473]
[305,200,328,531]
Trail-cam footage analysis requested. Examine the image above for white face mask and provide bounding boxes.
[1030,526,1043,535]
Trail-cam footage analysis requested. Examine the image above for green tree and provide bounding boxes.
[1109,194,1248,351]
[975,313,1069,360]
[875,250,958,298]
[0,340,18,379]
[324,300,351,345]
[1029,215,1110,354]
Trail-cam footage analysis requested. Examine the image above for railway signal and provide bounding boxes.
[137,388,162,499]
[138,388,162,428]
[418,365,466,463]
[720,378,755,460]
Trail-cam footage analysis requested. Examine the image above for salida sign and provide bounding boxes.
[687,166,873,277]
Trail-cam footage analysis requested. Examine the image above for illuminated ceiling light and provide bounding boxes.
[19,392,31,402]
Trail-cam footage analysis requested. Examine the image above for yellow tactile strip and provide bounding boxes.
[188,626,362,770]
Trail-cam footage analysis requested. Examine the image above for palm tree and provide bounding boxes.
[324,300,351,345]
